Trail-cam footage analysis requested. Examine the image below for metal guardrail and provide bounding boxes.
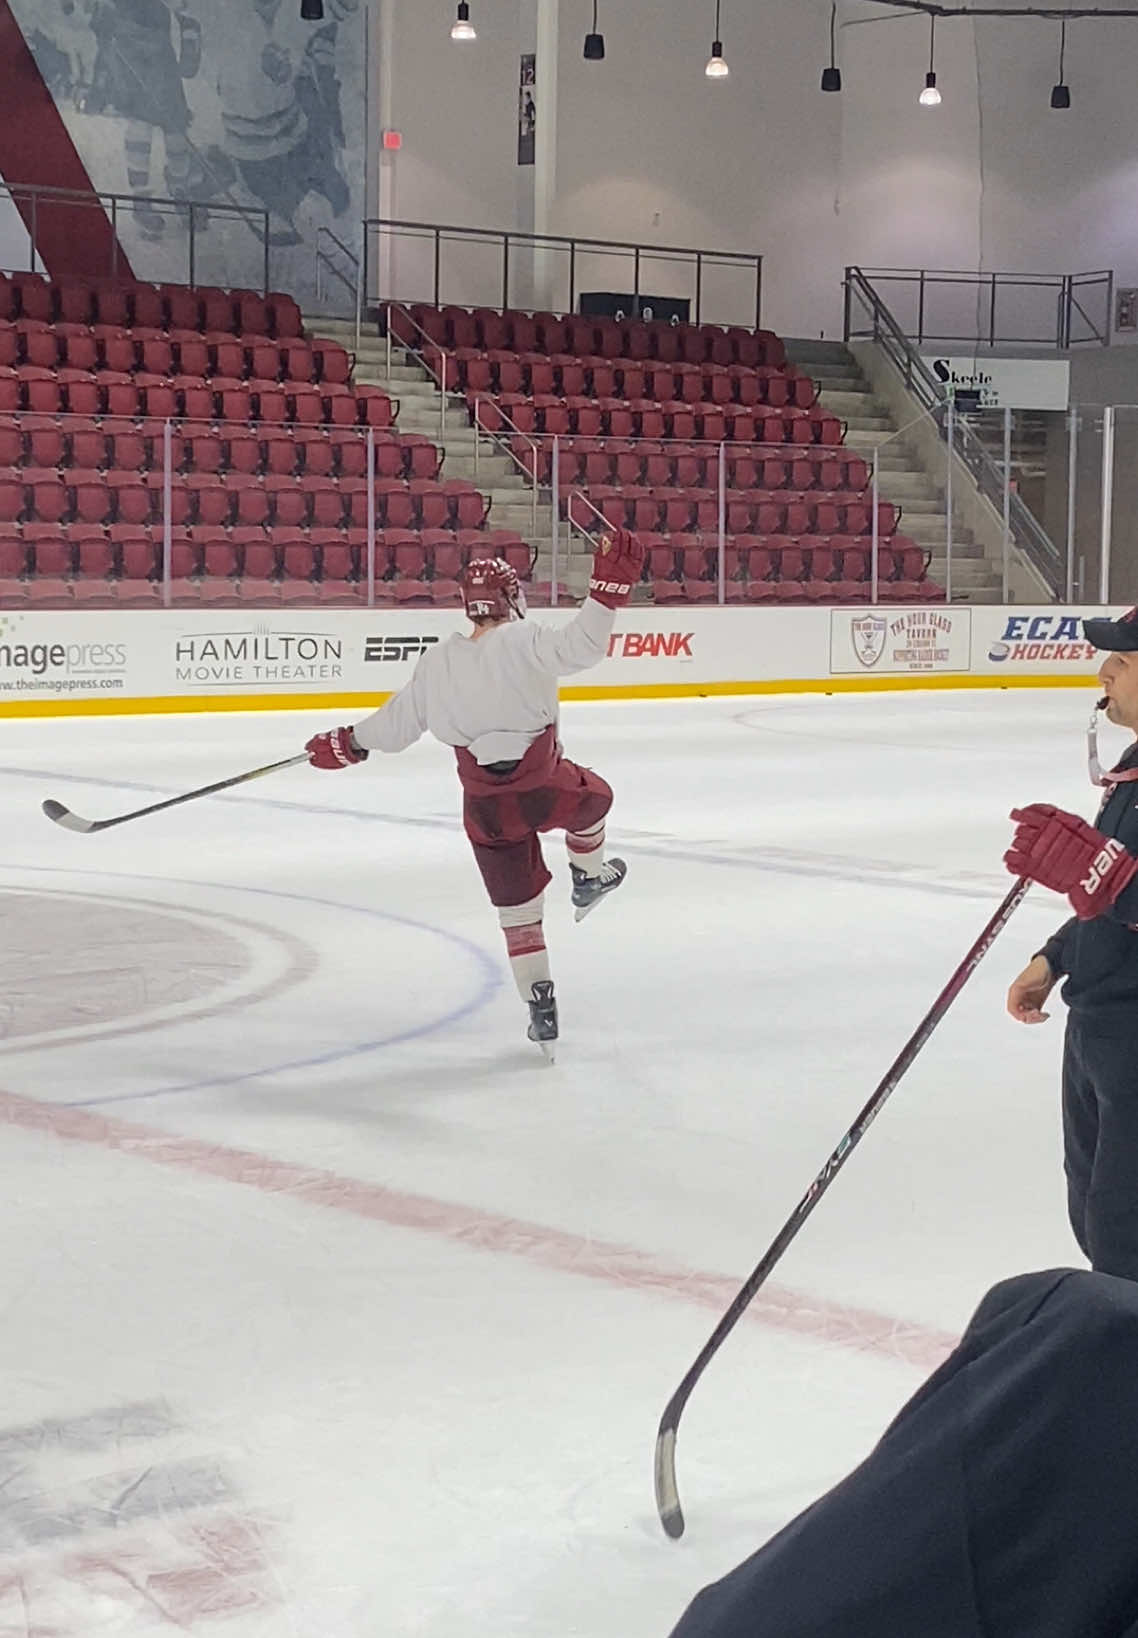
[846,264,1112,350]
[843,266,1065,597]
[314,226,363,356]
[1,180,271,292]
[363,217,762,330]
[470,398,539,536]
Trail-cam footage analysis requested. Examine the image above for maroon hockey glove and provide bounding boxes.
[1005,802,1138,919]
[306,727,368,770]
[588,528,645,609]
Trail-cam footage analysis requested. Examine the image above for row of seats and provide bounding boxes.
[638,535,928,585]
[0,370,395,427]
[0,420,441,480]
[518,438,869,492]
[0,470,490,531]
[427,349,814,408]
[0,526,532,608]
[0,324,351,385]
[0,273,302,338]
[0,527,531,583]
[656,577,943,605]
[474,395,842,445]
[392,304,786,369]
[566,487,901,538]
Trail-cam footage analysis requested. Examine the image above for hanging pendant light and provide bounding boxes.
[918,12,941,105]
[706,0,728,78]
[451,2,476,42]
[821,2,841,92]
[1051,18,1071,108]
[584,0,605,60]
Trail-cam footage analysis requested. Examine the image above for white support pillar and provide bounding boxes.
[1066,408,1077,604]
[1101,405,1115,605]
[516,0,560,311]
[373,0,396,309]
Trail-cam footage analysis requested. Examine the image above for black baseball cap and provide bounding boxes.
[1084,608,1138,651]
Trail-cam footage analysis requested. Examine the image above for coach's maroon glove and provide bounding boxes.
[588,528,645,609]
[306,726,368,770]
[1005,803,1138,919]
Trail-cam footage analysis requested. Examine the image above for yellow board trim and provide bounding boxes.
[0,672,1102,718]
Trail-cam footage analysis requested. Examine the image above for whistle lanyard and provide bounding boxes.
[1088,703,1138,794]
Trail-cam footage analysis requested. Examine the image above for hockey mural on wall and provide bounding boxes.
[6,0,363,298]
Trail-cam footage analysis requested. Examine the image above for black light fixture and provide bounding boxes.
[450,1,476,41]
[584,0,605,59]
[821,2,841,91]
[300,0,323,19]
[918,11,942,105]
[1051,18,1070,107]
[705,0,728,77]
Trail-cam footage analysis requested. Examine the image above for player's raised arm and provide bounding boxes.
[528,529,646,676]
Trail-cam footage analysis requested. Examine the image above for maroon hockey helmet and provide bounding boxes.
[460,557,526,622]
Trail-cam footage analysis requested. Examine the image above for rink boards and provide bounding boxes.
[0,602,1118,716]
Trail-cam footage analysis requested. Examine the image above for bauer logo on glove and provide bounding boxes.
[1005,802,1138,919]
[587,528,646,609]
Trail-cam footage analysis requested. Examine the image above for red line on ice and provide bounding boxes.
[0,1088,956,1372]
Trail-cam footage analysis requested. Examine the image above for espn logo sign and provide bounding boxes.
[364,635,441,663]
[606,632,693,659]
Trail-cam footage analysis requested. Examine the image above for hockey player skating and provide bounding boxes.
[1005,607,1138,1279]
[305,530,646,1059]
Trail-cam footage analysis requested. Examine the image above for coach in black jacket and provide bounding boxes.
[668,1268,1138,1638]
[1005,607,1138,1279]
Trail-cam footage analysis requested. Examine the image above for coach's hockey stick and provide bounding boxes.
[42,753,310,834]
[654,875,1031,1540]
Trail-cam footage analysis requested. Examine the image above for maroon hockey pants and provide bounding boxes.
[455,726,613,908]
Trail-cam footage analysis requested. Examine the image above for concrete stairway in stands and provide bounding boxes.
[305,316,557,581]
[785,339,1004,602]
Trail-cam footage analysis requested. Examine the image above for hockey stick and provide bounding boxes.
[42,753,310,834]
[654,875,1031,1540]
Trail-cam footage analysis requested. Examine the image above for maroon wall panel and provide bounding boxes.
[0,0,133,279]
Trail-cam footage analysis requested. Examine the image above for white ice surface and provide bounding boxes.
[0,689,1115,1636]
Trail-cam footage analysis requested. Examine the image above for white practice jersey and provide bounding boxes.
[352,597,615,765]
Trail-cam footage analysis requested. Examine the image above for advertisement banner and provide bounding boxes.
[829,607,972,675]
[0,608,138,705]
[970,607,1122,674]
[0,604,1123,717]
[921,357,1071,412]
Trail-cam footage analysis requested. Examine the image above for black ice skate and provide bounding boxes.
[527,980,558,1062]
[570,858,627,922]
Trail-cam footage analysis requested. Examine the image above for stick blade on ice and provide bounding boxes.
[654,1426,685,1538]
[42,799,97,834]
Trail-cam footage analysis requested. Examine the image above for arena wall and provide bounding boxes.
[0,604,1115,718]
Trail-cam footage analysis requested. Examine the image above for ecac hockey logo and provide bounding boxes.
[988,613,1096,664]
[364,635,441,663]
[850,614,887,669]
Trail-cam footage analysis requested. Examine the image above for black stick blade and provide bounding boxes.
[42,799,97,834]
[654,1426,685,1538]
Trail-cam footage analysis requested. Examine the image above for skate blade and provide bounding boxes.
[538,1040,556,1063]
[573,895,609,922]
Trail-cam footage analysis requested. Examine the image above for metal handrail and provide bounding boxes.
[0,179,271,292]
[364,216,762,329]
[848,263,1112,349]
[315,226,363,356]
[381,301,452,440]
[471,398,539,535]
[844,267,1065,596]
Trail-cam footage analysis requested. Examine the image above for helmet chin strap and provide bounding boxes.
[1088,696,1138,790]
